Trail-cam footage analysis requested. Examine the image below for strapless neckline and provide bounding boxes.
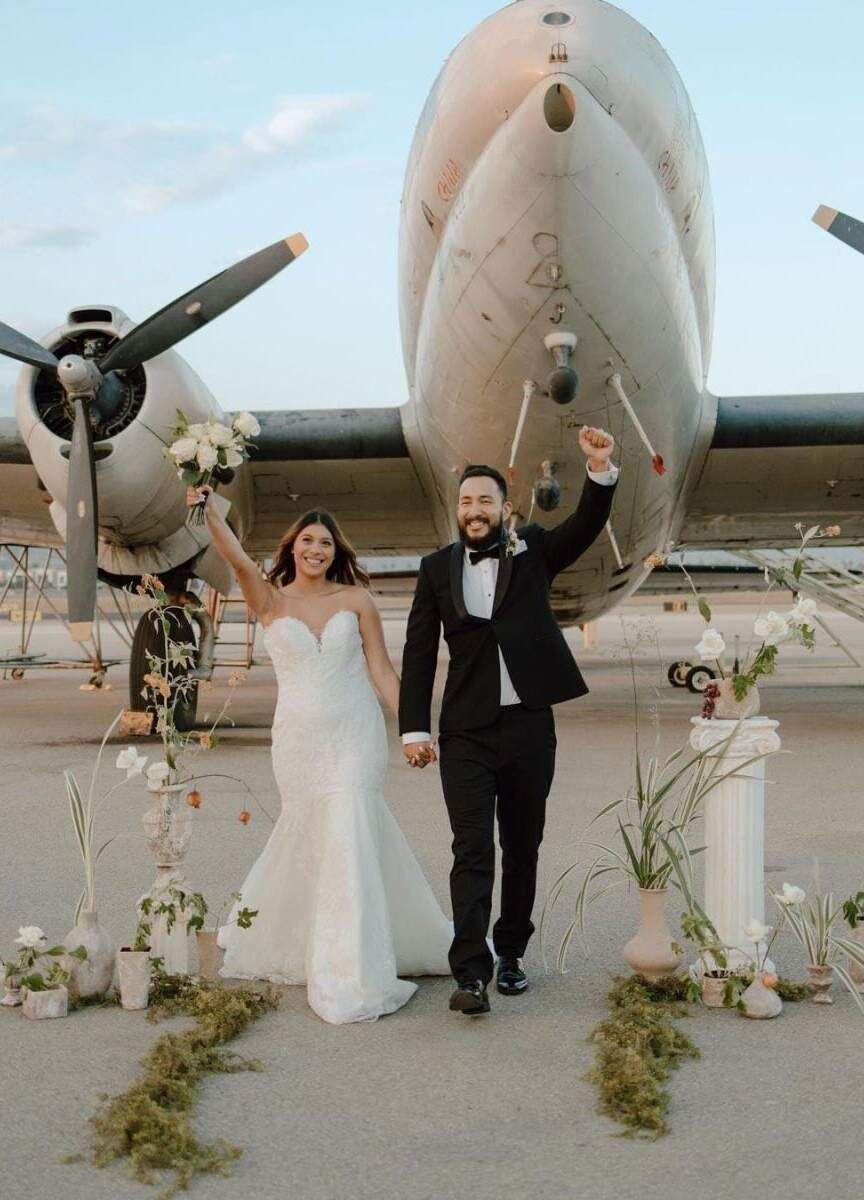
[264,608,358,649]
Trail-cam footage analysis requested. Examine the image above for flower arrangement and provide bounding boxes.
[682,522,837,710]
[2,926,86,993]
[772,884,864,1010]
[166,410,260,524]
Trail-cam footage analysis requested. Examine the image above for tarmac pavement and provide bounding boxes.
[2,597,864,1200]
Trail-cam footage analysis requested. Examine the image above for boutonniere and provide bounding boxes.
[505,529,527,558]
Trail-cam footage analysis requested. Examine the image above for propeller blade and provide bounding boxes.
[98,233,309,373]
[0,321,59,371]
[812,205,864,257]
[65,397,98,643]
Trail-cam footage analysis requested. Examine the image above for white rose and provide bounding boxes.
[776,883,806,906]
[196,443,218,470]
[207,422,235,447]
[233,412,261,438]
[186,423,206,438]
[788,598,817,626]
[696,629,726,660]
[754,611,790,646]
[169,437,198,465]
[743,919,771,943]
[224,447,244,469]
[14,925,47,949]
[116,746,148,778]
[146,761,172,791]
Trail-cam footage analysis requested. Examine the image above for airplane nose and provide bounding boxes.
[508,74,601,177]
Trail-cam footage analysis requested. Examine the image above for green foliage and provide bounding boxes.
[587,975,699,1139]
[86,974,279,1199]
[697,598,712,624]
[842,892,864,930]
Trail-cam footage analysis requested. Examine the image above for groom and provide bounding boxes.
[399,427,618,1015]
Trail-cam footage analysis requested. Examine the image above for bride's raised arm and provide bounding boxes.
[187,485,277,623]
[356,589,400,718]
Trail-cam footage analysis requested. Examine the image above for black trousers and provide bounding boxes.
[438,705,556,985]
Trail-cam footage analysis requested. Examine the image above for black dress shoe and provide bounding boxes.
[449,980,490,1015]
[496,956,528,995]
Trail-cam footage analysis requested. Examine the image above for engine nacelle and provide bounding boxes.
[15,306,252,590]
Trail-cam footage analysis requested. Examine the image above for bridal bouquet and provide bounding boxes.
[166,410,261,525]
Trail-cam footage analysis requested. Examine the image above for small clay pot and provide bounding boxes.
[21,985,68,1020]
[807,964,834,1004]
[701,975,728,1009]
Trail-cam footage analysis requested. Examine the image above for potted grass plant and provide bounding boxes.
[773,886,864,1007]
[841,892,864,992]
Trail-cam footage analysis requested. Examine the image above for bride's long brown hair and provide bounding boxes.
[266,510,370,589]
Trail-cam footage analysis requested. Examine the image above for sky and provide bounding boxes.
[0,0,861,419]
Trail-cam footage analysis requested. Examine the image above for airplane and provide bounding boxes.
[1,0,863,725]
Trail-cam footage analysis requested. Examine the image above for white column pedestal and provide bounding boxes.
[689,717,781,971]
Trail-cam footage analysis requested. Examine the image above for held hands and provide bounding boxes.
[578,426,615,472]
[402,741,437,769]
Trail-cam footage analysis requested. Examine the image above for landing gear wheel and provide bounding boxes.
[11,667,24,681]
[130,606,199,732]
[686,664,717,694]
[667,661,692,688]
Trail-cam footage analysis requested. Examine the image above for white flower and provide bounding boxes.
[788,598,817,626]
[196,442,218,470]
[753,611,790,646]
[169,437,198,465]
[743,919,771,943]
[776,883,806,906]
[14,925,47,949]
[696,629,726,660]
[145,761,172,791]
[233,412,261,438]
[186,423,206,439]
[116,746,148,778]
[224,447,244,469]
[207,422,235,447]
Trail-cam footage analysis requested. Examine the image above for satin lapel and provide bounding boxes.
[449,542,468,621]
[492,547,514,616]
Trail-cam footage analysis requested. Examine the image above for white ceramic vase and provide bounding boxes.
[701,975,728,1009]
[740,972,782,1019]
[22,985,68,1020]
[623,889,682,981]
[62,909,115,998]
[117,950,152,1010]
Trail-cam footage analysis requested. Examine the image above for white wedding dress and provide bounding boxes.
[218,608,452,1024]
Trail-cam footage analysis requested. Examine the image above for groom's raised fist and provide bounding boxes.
[578,426,615,472]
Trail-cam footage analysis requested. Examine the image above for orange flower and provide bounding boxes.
[228,671,247,688]
[822,525,841,538]
[143,672,171,699]
[238,810,252,825]
[197,733,213,749]
[761,971,778,989]
[186,790,202,809]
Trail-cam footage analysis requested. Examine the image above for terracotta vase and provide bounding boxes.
[701,975,728,1009]
[846,926,864,992]
[741,972,782,1019]
[807,964,834,1004]
[62,909,115,998]
[713,679,761,720]
[623,889,682,981]
[196,930,223,982]
[22,985,68,1020]
[116,949,151,1010]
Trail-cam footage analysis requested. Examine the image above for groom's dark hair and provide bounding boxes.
[459,464,508,500]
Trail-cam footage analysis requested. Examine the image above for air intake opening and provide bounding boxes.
[542,11,572,25]
[68,308,114,324]
[544,83,576,132]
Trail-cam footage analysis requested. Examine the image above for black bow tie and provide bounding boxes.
[468,544,502,566]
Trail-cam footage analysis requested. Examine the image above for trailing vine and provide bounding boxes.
[78,974,279,1199]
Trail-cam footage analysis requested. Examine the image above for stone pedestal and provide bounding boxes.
[689,717,781,970]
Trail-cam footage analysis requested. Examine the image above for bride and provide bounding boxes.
[190,486,451,1024]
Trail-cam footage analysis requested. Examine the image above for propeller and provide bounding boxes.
[0,232,309,641]
[812,205,864,256]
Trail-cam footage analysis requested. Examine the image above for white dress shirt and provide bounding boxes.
[403,464,619,744]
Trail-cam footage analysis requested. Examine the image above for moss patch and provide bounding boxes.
[86,973,279,1198]
[588,974,699,1139]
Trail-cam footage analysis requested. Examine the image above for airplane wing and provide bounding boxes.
[241,408,440,558]
[678,393,864,549]
[0,408,441,560]
[0,419,60,546]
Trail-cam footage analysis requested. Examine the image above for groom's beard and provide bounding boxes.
[458,515,504,551]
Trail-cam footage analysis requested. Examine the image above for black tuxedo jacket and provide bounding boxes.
[399,475,617,735]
